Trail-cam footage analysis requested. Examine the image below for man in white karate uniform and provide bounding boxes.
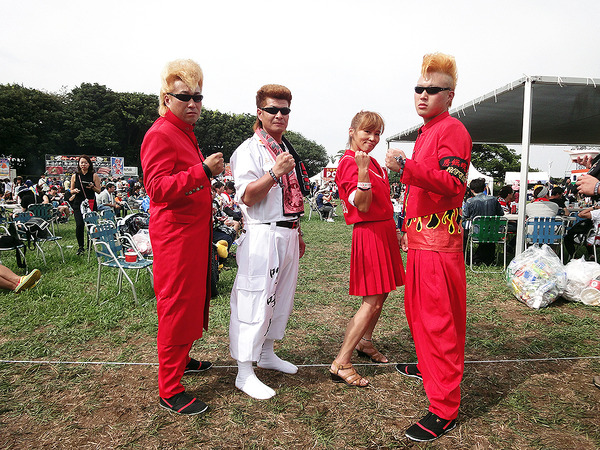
[230,84,307,400]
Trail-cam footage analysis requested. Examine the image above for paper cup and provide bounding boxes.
[125,251,137,263]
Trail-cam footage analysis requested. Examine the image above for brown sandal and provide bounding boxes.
[355,338,388,363]
[329,361,369,387]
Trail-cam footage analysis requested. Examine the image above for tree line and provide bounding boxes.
[0,83,329,177]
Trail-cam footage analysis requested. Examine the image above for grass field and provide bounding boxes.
[1,206,599,449]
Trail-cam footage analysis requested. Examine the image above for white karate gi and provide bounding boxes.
[229,135,300,362]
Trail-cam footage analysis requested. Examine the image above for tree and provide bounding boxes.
[195,110,255,161]
[64,83,121,155]
[471,144,523,183]
[284,131,329,177]
[116,91,159,167]
[0,84,65,174]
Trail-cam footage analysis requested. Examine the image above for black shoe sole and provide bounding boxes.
[184,361,213,374]
[395,364,423,381]
[159,402,208,416]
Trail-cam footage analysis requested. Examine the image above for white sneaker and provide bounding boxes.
[326,218,335,223]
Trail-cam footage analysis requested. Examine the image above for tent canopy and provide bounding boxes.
[387,76,600,145]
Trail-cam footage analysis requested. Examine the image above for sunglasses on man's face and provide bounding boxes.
[167,92,204,103]
[260,106,291,115]
[414,86,452,95]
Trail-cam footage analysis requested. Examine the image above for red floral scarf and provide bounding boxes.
[255,128,305,216]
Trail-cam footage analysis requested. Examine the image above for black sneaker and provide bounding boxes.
[184,358,213,374]
[396,363,422,381]
[76,247,85,256]
[405,411,456,442]
[159,392,208,415]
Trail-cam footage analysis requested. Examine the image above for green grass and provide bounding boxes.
[0,204,599,448]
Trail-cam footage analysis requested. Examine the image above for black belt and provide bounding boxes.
[263,221,299,229]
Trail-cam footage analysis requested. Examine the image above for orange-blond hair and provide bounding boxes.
[348,111,385,147]
[158,59,203,117]
[253,84,292,131]
[421,52,458,89]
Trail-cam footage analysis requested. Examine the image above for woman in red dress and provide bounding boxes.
[330,111,405,386]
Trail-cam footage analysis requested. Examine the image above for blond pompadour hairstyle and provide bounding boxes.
[158,59,203,117]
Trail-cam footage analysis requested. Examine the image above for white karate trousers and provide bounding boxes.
[229,223,300,362]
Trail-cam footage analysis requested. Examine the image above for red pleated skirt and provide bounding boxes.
[349,218,405,296]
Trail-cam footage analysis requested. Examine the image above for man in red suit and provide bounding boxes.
[141,59,224,415]
[386,53,472,442]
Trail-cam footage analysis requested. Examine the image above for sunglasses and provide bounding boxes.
[259,106,291,115]
[167,92,204,103]
[414,86,452,95]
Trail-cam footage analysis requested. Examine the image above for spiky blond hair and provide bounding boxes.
[421,52,457,89]
[158,59,203,116]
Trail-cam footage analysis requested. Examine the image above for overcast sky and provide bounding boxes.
[2,0,599,177]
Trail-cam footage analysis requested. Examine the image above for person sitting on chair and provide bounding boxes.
[316,189,335,222]
[564,204,599,260]
[462,178,503,265]
[525,186,559,218]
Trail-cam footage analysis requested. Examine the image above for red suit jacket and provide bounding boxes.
[141,111,212,346]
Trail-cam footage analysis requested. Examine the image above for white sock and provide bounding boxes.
[235,361,275,400]
[257,339,298,374]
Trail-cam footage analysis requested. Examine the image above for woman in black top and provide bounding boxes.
[69,155,101,255]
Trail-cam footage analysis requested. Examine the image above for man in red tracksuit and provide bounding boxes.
[386,52,472,442]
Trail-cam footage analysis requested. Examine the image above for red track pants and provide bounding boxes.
[157,341,192,398]
[404,249,466,420]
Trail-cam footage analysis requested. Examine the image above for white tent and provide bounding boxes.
[387,75,600,254]
[504,171,550,185]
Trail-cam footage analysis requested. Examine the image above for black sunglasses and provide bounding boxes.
[414,86,452,95]
[167,92,204,103]
[260,106,291,115]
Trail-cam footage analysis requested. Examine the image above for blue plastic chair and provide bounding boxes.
[13,211,64,264]
[89,221,153,304]
[526,216,565,261]
[27,203,59,234]
[100,208,117,224]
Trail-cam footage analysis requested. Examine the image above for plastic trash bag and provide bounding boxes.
[506,244,567,309]
[562,257,600,303]
[132,229,152,256]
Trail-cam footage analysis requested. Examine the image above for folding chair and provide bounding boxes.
[100,208,117,225]
[0,224,27,271]
[590,223,600,263]
[84,212,101,261]
[27,203,59,234]
[89,221,153,305]
[13,211,64,264]
[465,215,509,273]
[525,216,565,261]
[307,195,327,221]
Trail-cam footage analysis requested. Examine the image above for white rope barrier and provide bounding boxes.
[2,355,600,369]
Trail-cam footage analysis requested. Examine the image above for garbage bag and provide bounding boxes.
[506,244,567,309]
[562,257,600,303]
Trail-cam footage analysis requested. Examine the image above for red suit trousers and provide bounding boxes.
[157,340,192,398]
[404,249,466,420]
